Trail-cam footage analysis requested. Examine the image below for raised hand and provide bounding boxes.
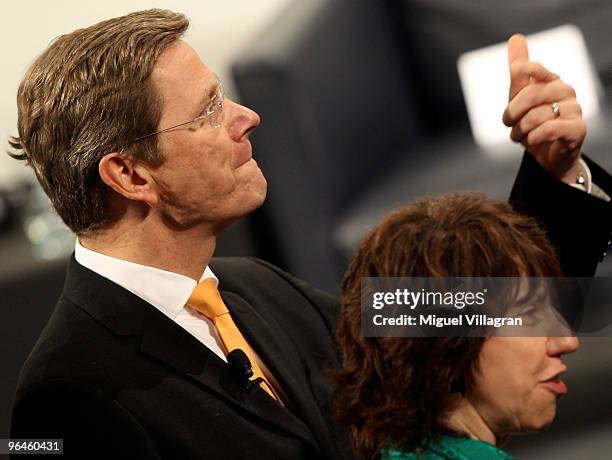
[502,34,586,184]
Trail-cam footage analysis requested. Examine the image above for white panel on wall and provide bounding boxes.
[457,25,602,152]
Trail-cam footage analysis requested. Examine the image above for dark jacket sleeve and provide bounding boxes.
[11,382,160,460]
[510,152,612,276]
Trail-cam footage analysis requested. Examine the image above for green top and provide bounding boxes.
[381,435,515,460]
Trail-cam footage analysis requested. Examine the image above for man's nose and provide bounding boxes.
[226,99,261,141]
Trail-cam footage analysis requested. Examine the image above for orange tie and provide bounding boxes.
[187,279,279,401]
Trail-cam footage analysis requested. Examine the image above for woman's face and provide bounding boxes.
[468,336,579,439]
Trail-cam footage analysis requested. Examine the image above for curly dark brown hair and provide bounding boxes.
[333,193,562,459]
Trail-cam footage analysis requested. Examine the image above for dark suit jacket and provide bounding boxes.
[11,257,353,459]
[510,153,612,277]
[11,153,612,459]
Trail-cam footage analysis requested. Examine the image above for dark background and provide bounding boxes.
[3,1,612,458]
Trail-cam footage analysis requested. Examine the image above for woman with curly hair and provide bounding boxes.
[333,193,579,460]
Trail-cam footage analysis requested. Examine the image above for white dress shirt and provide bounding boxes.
[74,241,292,406]
[74,240,287,401]
[75,241,262,365]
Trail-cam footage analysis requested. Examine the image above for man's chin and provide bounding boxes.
[211,189,267,235]
[249,184,268,211]
[230,162,268,213]
[236,181,268,216]
[247,165,268,207]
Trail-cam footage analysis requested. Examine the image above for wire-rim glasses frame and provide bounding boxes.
[121,77,225,148]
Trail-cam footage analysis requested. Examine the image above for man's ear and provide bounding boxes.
[99,152,159,207]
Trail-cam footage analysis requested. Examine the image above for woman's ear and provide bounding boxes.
[99,152,159,207]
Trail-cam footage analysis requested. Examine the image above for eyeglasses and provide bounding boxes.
[123,79,225,145]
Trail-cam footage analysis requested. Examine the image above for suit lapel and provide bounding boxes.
[222,290,337,459]
[137,308,320,452]
[63,257,320,452]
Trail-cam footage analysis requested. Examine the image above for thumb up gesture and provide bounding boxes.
[502,34,586,184]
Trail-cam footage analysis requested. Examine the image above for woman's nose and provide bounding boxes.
[547,335,579,357]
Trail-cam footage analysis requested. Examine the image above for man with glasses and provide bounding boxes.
[10,10,347,460]
[8,8,611,460]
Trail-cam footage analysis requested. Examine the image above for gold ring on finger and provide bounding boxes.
[551,102,561,119]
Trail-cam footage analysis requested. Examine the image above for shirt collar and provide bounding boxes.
[74,239,218,321]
